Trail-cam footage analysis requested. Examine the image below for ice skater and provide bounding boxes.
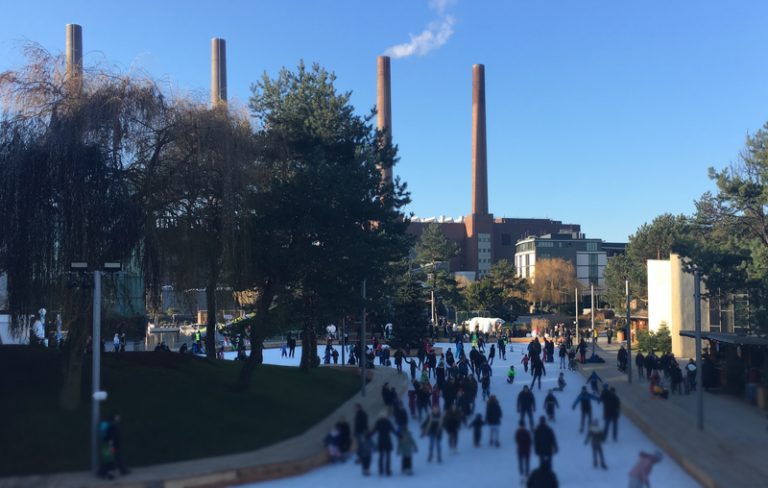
[522,353,530,373]
[572,386,601,433]
[507,364,516,384]
[533,416,558,468]
[543,390,559,422]
[515,420,532,478]
[530,356,546,390]
[422,406,443,463]
[469,413,484,447]
[517,385,536,429]
[585,370,603,394]
[485,394,502,447]
[396,426,418,475]
[553,372,567,391]
[628,450,663,488]
[584,420,607,469]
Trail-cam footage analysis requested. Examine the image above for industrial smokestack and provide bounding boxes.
[377,55,393,185]
[471,64,488,216]
[211,38,227,107]
[65,24,83,90]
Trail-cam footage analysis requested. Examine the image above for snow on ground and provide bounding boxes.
[236,343,700,488]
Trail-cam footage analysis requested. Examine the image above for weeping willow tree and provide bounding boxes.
[150,102,255,358]
[0,46,174,409]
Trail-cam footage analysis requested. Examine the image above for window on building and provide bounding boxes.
[586,242,598,251]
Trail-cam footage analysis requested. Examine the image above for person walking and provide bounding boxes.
[357,433,374,476]
[397,426,418,475]
[533,416,558,468]
[572,386,600,433]
[628,451,663,488]
[353,404,369,459]
[522,353,530,373]
[422,406,443,463]
[635,351,645,381]
[498,335,507,360]
[578,338,588,363]
[469,413,484,447]
[584,420,607,469]
[617,345,628,372]
[685,358,697,393]
[531,356,547,390]
[485,394,503,447]
[515,420,532,478]
[113,333,120,353]
[442,405,462,453]
[558,344,567,370]
[543,390,559,422]
[372,414,396,476]
[517,385,536,429]
[526,460,559,488]
[602,387,621,441]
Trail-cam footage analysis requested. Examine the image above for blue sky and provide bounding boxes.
[2,1,768,242]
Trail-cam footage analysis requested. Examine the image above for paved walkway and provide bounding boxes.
[579,341,768,488]
[0,366,409,488]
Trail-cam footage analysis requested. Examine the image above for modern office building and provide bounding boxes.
[513,232,624,290]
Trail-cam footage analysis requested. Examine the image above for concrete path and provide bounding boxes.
[0,366,409,488]
[578,341,768,488]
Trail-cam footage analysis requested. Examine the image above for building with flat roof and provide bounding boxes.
[513,232,624,291]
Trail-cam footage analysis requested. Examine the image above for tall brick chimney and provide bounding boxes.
[465,64,494,278]
[65,24,83,91]
[377,55,393,186]
[211,38,227,107]
[471,64,488,216]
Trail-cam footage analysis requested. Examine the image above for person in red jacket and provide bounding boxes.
[515,420,532,477]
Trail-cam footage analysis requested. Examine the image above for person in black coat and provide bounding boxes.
[485,395,503,447]
[617,345,628,372]
[530,357,547,390]
[527,460,559,488]
[353,404,369,453]
[635,351,645,381]
[602,387,621,441]
[517,385,536,429]
[393,400,409,433]
[336,418,352,456]
[436,358,446,389]
[106,414,128,475]
[533,416,558,468]
[371,415,396,476]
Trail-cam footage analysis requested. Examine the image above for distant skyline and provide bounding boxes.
[3,1,768,242]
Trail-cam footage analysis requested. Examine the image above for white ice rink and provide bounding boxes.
[234,343,700,488]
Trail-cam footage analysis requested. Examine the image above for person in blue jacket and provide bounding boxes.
[572,386,601,433]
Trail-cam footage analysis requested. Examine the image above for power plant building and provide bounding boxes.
[384,60,583,280]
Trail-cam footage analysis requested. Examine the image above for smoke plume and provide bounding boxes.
[384,1,456,59]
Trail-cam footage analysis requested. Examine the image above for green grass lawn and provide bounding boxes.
[0,346,359,476]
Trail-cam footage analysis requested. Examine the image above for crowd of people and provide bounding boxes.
[318,330,667,488]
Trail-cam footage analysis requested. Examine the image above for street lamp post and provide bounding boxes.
[71,261,121,475]
[626,279,632,384]
[574,287,579,345]
[694,269,703,430]
[590,283,596,357]
[361,278,367,397]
